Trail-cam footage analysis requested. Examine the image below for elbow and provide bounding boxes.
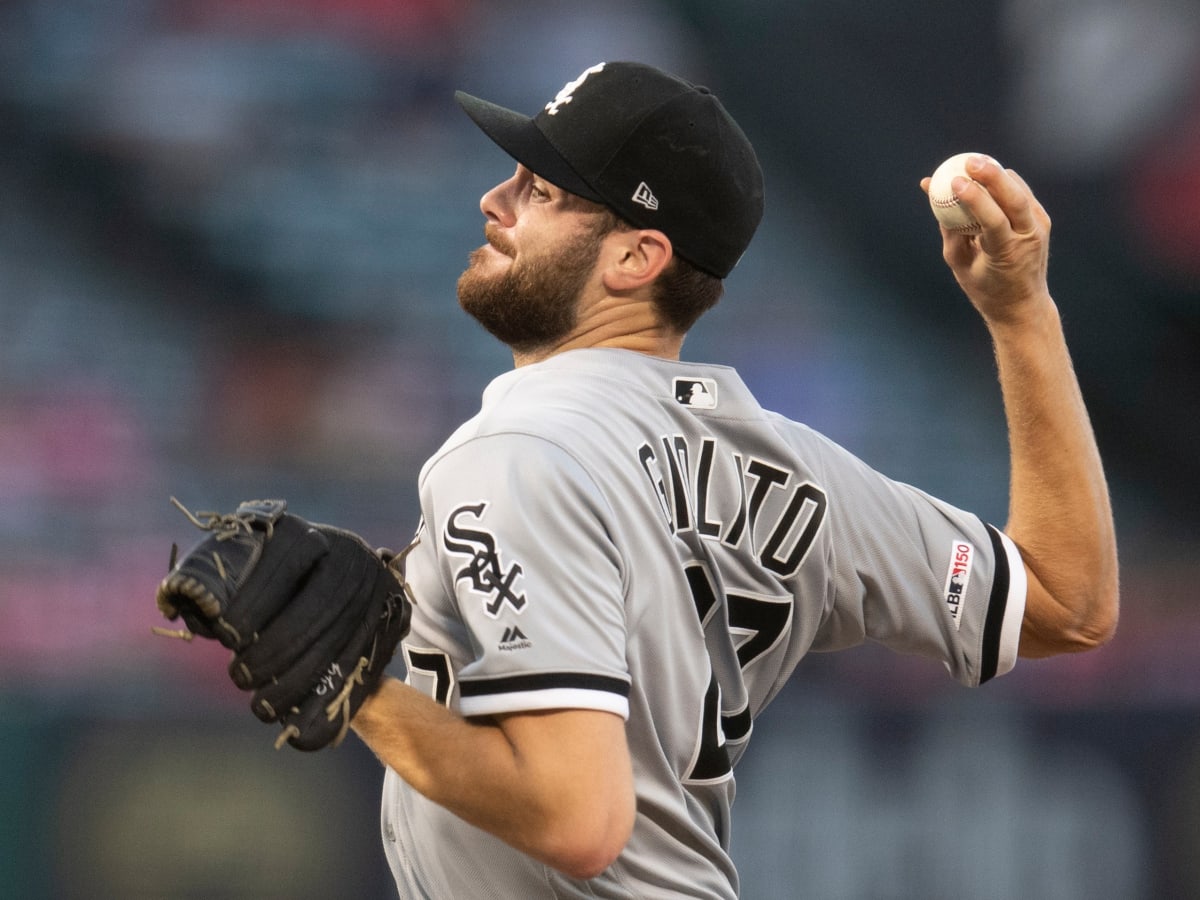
[1072,594,1119,652]
[1071,570,1121,651]
[553,842,625,882]
[1057,615,1117,654]
[1021,583,1119,658]
[1018,542,1120,657]
[539,796,635,880]
[1063,585,1120,653]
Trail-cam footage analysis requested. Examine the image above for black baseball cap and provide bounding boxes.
[455,61,764,279]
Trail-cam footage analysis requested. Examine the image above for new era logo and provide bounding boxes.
[632,182,659,210]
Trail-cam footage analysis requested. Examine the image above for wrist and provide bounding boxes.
[982,290,1060,337]
[352,675,399,734]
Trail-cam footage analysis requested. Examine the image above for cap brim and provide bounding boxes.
[454,91,604,204]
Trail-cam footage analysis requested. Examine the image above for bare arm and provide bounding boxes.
[923,155,1119,657]
[351,676,635,879]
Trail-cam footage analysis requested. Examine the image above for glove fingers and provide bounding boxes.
[246,572,378,722]
[245,570,385,717]
[217,516,332,645]
[273,586,410,751]
[229,530,379,689]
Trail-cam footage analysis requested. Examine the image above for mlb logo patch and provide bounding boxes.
[943,540,975,631]
[674,377,718,409]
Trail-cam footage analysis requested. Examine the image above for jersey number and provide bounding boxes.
[404,646,454,706]
[683,565,795,784]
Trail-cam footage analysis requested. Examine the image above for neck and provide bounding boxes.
[511,298,683,368]
[512,334,683,368]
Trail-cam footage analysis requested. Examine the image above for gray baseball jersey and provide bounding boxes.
[381,348,1026,898]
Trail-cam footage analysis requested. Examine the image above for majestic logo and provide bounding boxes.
[443,502,527,618]
[943,541,975,630]
[499,625,532,652]
[674,377,718,408]
[544,62,606,116]
[632,182,659,210]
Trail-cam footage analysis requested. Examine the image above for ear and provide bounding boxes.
[601,229,673,293]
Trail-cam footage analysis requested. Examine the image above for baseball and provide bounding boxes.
[927,152,994,234]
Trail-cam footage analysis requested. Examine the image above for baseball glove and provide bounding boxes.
[155,498,412,751]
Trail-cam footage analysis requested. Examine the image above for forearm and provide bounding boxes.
[352,676,634,877]
[924,154,1119,656]
[989,296,1119,655]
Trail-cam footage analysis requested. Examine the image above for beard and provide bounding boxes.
[457,222,606,354]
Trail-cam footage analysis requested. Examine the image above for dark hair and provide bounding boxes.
[586,205,725,333]
[650,255,724,333]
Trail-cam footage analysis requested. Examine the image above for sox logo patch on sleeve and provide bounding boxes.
[443,501,527,618]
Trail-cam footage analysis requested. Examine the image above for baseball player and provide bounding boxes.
[159,61,1116,898]
[340,61,1120,898]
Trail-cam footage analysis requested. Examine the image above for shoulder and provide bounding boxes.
[430,351,657,452]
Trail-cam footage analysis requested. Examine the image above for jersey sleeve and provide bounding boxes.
[413,431,631,719]
[803,428,1027,687]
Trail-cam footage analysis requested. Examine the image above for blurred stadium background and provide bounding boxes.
[1,1,1197,897]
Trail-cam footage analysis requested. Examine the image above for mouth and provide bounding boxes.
[483,224,515,257]
[466,241,510,275]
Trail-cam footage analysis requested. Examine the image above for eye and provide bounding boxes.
[529,182,551,201]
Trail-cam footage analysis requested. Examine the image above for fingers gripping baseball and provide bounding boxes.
[924,155,1052,323]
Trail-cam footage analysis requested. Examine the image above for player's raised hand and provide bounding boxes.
[921,154,1052,327]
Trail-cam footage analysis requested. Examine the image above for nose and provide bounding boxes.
[479,172,518,227]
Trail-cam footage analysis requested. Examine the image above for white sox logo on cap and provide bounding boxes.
[544,62,606,116]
